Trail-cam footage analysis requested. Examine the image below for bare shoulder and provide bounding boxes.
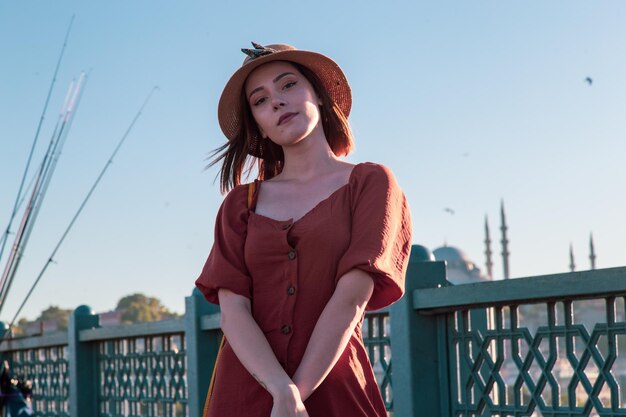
[334,160,356,182]
[337,160,356,171]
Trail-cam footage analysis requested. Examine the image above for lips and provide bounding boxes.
[278,112,298,126]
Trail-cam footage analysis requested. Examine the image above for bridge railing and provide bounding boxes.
[398,258,626,417]
[0,332,69,416]
[1,248,625,417]
[0,293,223,417]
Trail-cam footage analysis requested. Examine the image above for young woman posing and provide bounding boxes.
[196,42,412,417]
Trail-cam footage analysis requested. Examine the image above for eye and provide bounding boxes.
[283,81,297,90]
[253,96,267,106]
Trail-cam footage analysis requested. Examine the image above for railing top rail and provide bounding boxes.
[195,305,387,334]
[200,312,221,331]
[0,331,68,352]
[79,318,185,342]
[413,266,626,313]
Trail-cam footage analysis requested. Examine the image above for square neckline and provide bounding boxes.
[250,162,362,226]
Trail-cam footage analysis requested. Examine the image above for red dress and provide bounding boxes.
[195,162,412,417]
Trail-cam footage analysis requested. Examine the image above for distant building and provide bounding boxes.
[430,201,622,407]
[433,245,488,285]
[434,200,597,284]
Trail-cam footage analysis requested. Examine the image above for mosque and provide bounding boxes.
[432,201,598,284]
[429,201,622,406]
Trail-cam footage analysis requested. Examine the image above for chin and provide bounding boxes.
[271,129,314,147]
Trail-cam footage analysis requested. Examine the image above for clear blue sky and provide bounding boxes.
[1,1,625,321]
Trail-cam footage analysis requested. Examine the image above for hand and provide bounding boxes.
[269,384,309,417]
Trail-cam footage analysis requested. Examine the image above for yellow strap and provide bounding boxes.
[247,181,256,209]
[203,182,256,416]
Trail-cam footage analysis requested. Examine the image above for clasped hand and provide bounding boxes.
[270,384,309,417]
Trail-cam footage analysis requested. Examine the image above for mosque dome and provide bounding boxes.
[433,245,489,285]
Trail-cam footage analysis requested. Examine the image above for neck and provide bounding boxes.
[278,126,340,181]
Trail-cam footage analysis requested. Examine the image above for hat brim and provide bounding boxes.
[217,48,352,153]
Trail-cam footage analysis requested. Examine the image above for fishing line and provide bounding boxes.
[0,74,87,313]
[0,76,78,251]
[0,15,75,265]
[0,86,158,344]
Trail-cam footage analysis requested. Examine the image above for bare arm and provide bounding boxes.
[219,289,309,416]
[291,269,374,401]
[218,288,295,396]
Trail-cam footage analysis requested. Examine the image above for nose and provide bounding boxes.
[271,96,286,110]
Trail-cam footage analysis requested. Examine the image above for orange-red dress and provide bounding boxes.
[195,162,412,417]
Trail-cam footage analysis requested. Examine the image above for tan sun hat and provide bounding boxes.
[218,42,352,155]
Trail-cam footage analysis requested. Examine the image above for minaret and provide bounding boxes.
[589,233,596,270]
[500,200,510,279]
[569,244,576,272]
[484,215,493,279]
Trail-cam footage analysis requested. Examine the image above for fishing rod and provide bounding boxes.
[0,77,81,306]
[0,15,75,265]
[0,74,88,314]
[0,78,77,251]
[22,74,89,244]
[0,115,63,309]
[0,86,158,343]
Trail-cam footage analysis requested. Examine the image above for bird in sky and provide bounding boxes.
[443,207,455,215]
[585,77,593,85]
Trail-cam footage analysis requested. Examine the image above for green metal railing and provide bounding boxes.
[363,309,393,410]
[96,331,187,416]
[3,335,69,417]
[409,262,626,417]
[0,297,220,417]
[1,248,625,417]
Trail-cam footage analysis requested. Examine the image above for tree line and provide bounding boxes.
[10,293,180,336]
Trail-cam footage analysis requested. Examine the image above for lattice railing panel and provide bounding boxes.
[364,311,392,411]
[97,333,187,417]
[449,296,626,417]
[5,345,69,417]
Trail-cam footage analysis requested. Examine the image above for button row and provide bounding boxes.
[281,325,292,334]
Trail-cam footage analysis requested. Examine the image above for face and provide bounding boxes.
[244,61,323,148]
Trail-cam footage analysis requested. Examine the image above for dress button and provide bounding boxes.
[288,250,296,260]
[281,325,292,334]
[287,286,296,295]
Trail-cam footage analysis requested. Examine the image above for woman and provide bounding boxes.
[196,42,412,417]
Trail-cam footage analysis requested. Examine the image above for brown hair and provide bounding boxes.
[208,62,354,193]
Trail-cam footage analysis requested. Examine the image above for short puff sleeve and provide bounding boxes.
[336,163,412,311]
[195,184,251,304]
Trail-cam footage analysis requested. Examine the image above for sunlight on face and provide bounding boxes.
[245,61,322,148]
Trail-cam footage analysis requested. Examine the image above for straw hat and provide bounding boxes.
[218,42,352,156]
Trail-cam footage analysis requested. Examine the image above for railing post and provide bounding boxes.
[186,288,221,417]
[68,305,99,417]
[390,245,449,417]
